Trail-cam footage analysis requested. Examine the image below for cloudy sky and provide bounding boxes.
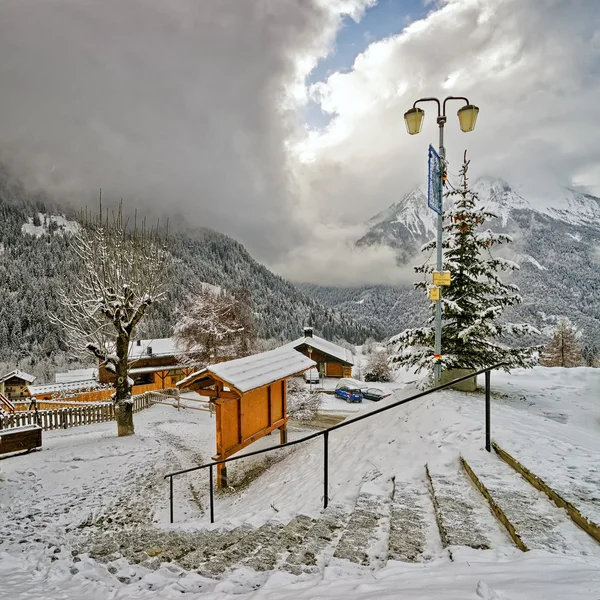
[0,0,598,284]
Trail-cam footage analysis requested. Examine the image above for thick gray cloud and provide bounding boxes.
[1,0,598,285]
[0,0,366,257]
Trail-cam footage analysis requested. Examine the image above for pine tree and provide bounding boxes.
[541,319,582,367]
[389,152,537,375]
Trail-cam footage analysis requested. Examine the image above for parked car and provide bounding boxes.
[304,368,320,384]
[362,387,390,402]
[334,384,363,403]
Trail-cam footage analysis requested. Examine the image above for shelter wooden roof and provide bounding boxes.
[177,347,316,395]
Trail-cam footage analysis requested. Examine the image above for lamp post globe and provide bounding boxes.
[457,104,479,133]
[404,107,425,135]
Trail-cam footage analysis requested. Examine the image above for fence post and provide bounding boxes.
[209,464,215,524]
[485,369,491,452]
[323,430,329,509]
[169,476,174,524]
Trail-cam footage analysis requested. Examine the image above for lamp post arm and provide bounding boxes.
[413,97,441,118]
[442,96,470,115]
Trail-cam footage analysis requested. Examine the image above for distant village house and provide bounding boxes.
[98,338,191,390]
[281,327,354,378]
[0,370,36,401]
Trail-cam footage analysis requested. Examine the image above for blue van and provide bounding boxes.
[334,384,363,403]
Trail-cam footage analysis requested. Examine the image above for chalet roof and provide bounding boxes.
[129,338,181,361]
[0,369,36,384]
[28,379,103,396]
[177,347,316,395]
[129,364,182,376]
[55,368,98,383]
[280,334,354,366]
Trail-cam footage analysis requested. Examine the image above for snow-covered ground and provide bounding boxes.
[1,367,599,599]
[21,213,80,238]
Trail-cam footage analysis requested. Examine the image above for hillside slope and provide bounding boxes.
[0,165,378,376]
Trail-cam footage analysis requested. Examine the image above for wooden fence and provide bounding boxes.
[0,394,152,431]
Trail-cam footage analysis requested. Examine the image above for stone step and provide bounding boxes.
[426,462,511,551]
[194,522,281,578]
[387,478,436,563]
[281,505,352,575]
[492,442,600,545]
[333,479,394,568]
[462,451,600,558]
[238,514,316,573]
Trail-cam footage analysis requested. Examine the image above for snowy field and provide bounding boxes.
[1,367,599,599]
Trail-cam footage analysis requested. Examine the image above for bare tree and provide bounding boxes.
[53,202,168,436]
[541,319,583,368]
[364,348,393,382]
[174,285,250,367]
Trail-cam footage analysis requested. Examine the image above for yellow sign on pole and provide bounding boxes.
[428,286,440,301]
[433,271,451,286]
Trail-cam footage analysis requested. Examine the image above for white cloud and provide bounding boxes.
[291,0,600,240]
[269,222,414,286]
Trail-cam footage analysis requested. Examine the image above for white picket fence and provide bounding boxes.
[0,394,153,431]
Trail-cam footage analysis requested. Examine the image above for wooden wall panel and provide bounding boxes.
[240,388,270,440]
[326,362,343,377]
[271,382,283,422]
[220,399,241,452]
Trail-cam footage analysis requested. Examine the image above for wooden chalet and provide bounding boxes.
[28,379,104,401]
[0,370,36,401]
[177,347,316,487]
[98,338,191,391]
[280,327,354,378]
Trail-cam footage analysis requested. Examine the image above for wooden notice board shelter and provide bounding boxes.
[177,348,316,487]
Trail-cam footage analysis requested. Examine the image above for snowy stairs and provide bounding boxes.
[281,506,351,575]
[332,479,393,567]
[461,451,600,557]
[88,452,600,591]
[426,463,503,551]
[387,479,433,562]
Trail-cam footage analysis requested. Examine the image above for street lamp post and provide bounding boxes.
[403,96,479,384]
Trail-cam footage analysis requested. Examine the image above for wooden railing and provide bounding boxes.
[0,394,153,431]
[0,392,15,414]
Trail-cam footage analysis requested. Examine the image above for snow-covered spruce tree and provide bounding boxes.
[53,203,168,436]
[389,152,537,376]
[541,319,582,367]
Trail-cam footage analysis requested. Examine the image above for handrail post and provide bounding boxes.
[209,464,215,524]
[323,430,329,509]
[485,369,491,452]
[169,476,174,523]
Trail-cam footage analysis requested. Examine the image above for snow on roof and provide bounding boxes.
[129,338,181,361]
[0,370,37,384]
[280,334,354,366]
[28,379,102,396]
[129,365,182,376]
[178,347,316,394]
[55,368,98,383]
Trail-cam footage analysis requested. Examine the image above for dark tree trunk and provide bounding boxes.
[115,332,134,436]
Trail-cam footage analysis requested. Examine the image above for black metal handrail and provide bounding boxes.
[165,363,504,523]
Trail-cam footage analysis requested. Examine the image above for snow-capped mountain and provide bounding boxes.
[344,177,600,343]
[360,176,600,250]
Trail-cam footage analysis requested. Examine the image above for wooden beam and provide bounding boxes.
[192,389,239,400]
[214,417,288,460]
